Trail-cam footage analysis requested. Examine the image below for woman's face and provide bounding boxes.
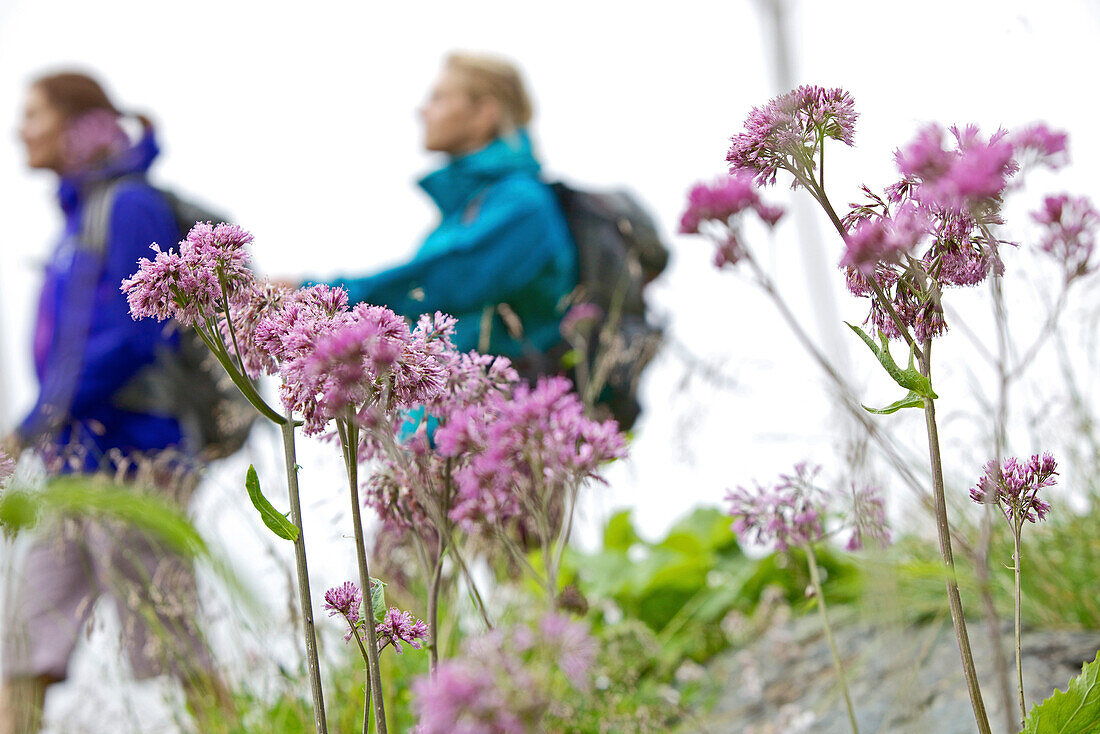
[20,86,66,172]
[419,68,499,155]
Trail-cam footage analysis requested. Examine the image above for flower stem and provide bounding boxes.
[427,540,444,673]
[918,343,992,734]
[279,418,328,734]
[1013,527,1026,729]
[340,419,388,734]
[804,543,859,734]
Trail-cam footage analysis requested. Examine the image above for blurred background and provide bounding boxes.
[2,0,1100,730]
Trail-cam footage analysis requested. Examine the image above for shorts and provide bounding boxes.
[2,513,213,683]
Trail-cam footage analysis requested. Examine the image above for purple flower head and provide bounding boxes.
[61,109,129,173]
[1011,123,1069,170]
[122,223,256,327]
[970,452,1057,525]
[727,85,858,188]
[726,462,827,551]
[438,376,625,534]
[844,484,891,551]
[840,204,930,274]
[896,124,1016,213]
[680,175,768,233]
[323,581,363,641]
[376,607,430,654]
[1031,194,1099,276]
[538,613,597,687]
[411,613,594,734]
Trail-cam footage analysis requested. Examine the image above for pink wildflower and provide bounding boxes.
[844,484,891,551]
[376,607,430,654]
[727,85,858,188]
[1011,123,1069,169]
[122,222,255,326]
[895,124,1016,213]
[323,581,363,641]
[970,453,1057,524]
[1031,194,1099,276]
[412,614,594,734]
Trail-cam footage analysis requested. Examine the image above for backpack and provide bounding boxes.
[549,182,670,431]
[82,177,258,461]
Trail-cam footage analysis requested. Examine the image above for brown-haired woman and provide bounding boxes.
[1,71,230,733]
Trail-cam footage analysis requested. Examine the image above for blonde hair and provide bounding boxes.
[445,52,533,134]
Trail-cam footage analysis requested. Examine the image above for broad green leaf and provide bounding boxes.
[370,577,387,623]
[845,322,937,399]
[603,510,640,552]
[862,390,926,414]
[0,478,205,557]
[245,465,299,542]
[1023,650,1100,733]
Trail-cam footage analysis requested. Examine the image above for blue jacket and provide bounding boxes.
[328,130,577,359]
[18,131,185,471]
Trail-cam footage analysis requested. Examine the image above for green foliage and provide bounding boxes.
[370,577,388,623]
[845,322,937,412]
[562,507,862,665]
[0,476,205,557]
[1023,650,1100,734]
[245,465,298,541]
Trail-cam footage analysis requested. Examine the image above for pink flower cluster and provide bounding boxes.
[680,175,785,268]
[324,580,429,653]
[726,463,890,552]
[970,453,1057,524]
[1032,194,1099,277]
[434,376,625,533]
[122,222,255,326]
[412,613,595,734]
[61,109,129,173]
[838,123,1070,341]
[844,484,891,552]
[250,287,449,434]
[726,463,827,551]
[376,606,430,654]
[363,349,519,534]
[839,203,929,275]
[323,581,362,641]
[726,85,858,188]
[895,124,1018,214]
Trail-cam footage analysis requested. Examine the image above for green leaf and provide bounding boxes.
[370,577,387,623]
[1023,650,1100,733]
[862,390,926,414]
[845,322,937,399]
[0,478,206,557]
[603,510,640,552]
[245,465,299,542]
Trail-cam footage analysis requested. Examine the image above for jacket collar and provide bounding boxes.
[418,129,541,216]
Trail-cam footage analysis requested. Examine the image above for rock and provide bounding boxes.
[701,614,1100,733]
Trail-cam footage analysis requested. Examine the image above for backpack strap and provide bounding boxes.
[78,178,127,255]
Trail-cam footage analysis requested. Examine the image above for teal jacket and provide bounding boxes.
[328,130,577,359]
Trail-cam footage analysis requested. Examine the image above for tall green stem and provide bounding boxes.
[1013,528,1026,729]
[805,544,860,734]
[280,419,328,734]
[919,344,992,734]
[340,420,388,734]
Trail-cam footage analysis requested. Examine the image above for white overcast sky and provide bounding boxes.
[2,0,1099,542]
